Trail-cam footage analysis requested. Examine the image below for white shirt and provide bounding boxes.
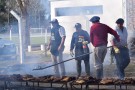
[115,26,128,46]
[59,26,66,37]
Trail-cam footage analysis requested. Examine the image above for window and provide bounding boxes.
[55,5,103,16]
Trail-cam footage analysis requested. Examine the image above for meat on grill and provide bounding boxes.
[61,76,76,82]
[22,74,34,81]
[124,78,134,84]
[0,74,135,85]
[113,78,135,85]
[100,78,113,84]
[10,74,23,81]
[73,76,92,84]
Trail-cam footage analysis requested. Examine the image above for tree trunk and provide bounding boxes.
[16,0,30,49]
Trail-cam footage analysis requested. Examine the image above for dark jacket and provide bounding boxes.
[50,25,62,56]
[70,30,90,50]
[70,30,90,60]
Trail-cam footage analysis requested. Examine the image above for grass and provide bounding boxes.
[1,35,50,45]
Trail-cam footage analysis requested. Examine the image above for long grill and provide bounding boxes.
[0,74,135,90]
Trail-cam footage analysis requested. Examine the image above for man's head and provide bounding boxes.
[74,23,82,31]
[116,18,124,29]
[50,19,59,27]
[89,16,100,23]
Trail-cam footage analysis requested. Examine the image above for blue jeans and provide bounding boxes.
[114,47,130,79]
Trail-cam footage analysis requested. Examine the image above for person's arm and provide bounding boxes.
[125,27,128,40]
[85,31,90,44]
[70,33,75,51]
[59,36,66,48]
[107,26,120,42]
[47,37,51,50]
[70,33,75,56]
[58,26,66,51]
[90,27,94,45]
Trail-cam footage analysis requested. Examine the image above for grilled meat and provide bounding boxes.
[75,79,85,84]
[61,76,76,82]
[123,78,134,84]
[100,78,113,84]
[52,77,62,82]
[22,74,34,81]
[113,79,123,84]
[10,74,23,81]
[74,76,88,84]
[61,76,70,82]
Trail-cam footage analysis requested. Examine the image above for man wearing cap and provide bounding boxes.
[47,19,66,77]
[70,23,90,77]
[110,18,130,80]
[89,16,120,79]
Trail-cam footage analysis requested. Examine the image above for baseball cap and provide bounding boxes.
[50,19,58,23]
[116,18,124,24]
[74,23,82,28]
[89,16,100,23]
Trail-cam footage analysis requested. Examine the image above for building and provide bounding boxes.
[125,0,135,56]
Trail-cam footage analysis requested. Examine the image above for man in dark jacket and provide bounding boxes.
[47,19,66,77]
[70,23,90,77]
[90,16,120,79]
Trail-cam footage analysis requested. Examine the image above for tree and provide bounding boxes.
[7,0,44,48]
[0,0,8,33]
[1,0,49,47]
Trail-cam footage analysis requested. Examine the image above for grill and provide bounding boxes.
[0,74,135,90]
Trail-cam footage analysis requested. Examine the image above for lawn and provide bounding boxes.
[4,36,50,45]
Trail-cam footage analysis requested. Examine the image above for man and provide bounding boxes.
[70,23,90,77]
[90,16,120,79]
[111,18,130,80]
[47,19,66,77]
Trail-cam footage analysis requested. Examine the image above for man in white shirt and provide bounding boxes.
[111,18,130,80]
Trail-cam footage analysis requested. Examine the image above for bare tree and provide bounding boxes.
[15,0,29,49]
[7,0,44,49]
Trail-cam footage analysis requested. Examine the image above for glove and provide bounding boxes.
[113,46,120,53]
[70,50,74,57]
[82,41,88,45]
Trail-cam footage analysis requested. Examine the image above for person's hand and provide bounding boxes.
[82,41,88,45]
[46,45,50,51]
[70,50,74,57]
[58,46,62,51]
[113,46,120,53]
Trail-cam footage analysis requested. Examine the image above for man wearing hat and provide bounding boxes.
[70,23,90,77]
[89,16,120,79]
[110,18,130,80]
[47,19,66,77]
